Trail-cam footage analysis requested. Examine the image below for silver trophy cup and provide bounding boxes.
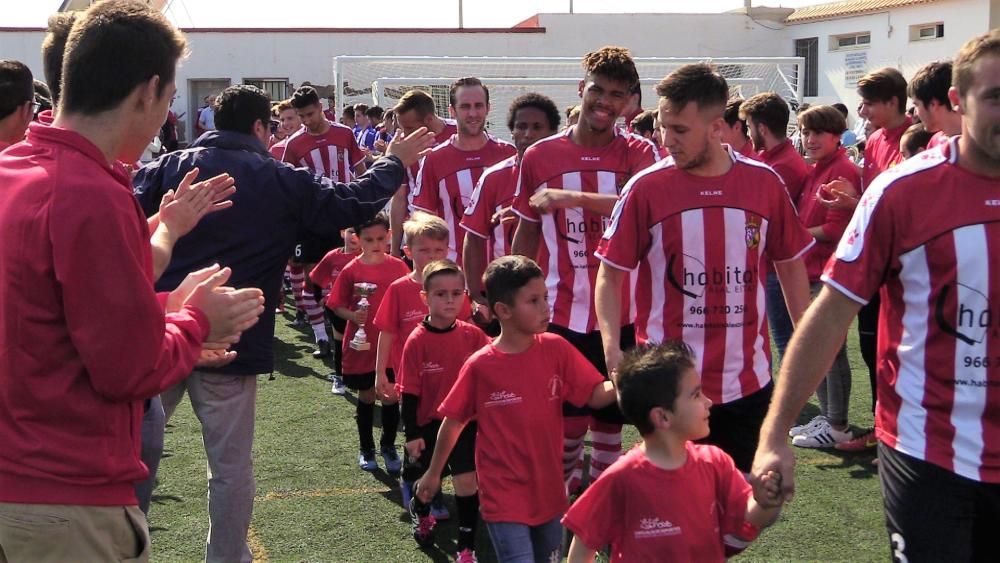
[348,282,378,351]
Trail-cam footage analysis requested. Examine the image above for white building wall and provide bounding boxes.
[787,0,990,112]
[0,0,992,139]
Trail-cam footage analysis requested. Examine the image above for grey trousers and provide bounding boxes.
[810,282,853,427]
[161,372,257,563]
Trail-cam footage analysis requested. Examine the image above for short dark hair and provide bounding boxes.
[507,92,560,132]
[0,60,34,119]
[630,109,656,136]
[582,46,639,90]
[857,67,907,114]
[61,0,187,115]
[290,86,320,109]
[630,81,643,106]
[953,30,1000,97]
[353,103,369,115]
[739,92,790,138]
[365,105,384,120]
[901,122,934,155]
[215,85,271,135]
[41,11,77,105]
[354,211,391,235]
[449,77,489,108]
[797,105,847,136]
[908,61,953,110]
[341,105,356,119]
[655,63,728,115]
[393,89,436,119]
[422,259,465,291]
[832,103,849,118]
[723,98,747,136]
[484,255,543,316]
[617,341,696,436]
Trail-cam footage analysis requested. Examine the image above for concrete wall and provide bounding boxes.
[787,0,989,112]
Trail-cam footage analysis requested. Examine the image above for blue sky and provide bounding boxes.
[4,0,821,28]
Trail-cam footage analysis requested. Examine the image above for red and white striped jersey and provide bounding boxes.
[823,138,1000,483]
[404,119,457,207]
[597,146,814,404]
[461,155,518,262]
[411,134,516,264]
[513,127,660,333]
[281,121,364,182]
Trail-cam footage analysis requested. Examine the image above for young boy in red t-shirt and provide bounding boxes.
[372,212,472,515]
[564,342,783,562]
[310,228,360,387]
[416,255,616,562]
[329,213,410,472]
[396,260,490,562]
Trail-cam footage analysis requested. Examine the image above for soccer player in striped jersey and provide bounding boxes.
[595,63,813,473]
[461,93,561,321]
[512,46,660,489]
[756,30,1000,560]
[908,61,962,151]
[412,77,516,266]
[283,86,367,359]
[389,90,458,257]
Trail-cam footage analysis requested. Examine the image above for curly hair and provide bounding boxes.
[581,46,639,88]
[507,92,561,132]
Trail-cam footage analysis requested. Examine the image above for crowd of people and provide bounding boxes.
[0,1,997,562]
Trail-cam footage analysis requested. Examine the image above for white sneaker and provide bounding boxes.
[330,374,346,395]
[792,420,853,448]
[789,415,827,437]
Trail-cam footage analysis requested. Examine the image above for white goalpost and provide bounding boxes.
[334,55,805,141]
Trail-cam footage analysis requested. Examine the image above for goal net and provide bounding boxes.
[334,56,805,141]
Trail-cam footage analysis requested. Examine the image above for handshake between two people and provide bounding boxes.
[166,264,266,368]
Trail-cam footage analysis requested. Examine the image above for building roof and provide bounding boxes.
[786,0,939,23]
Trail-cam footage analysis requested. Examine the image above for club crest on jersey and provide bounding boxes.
[745,215,761,249]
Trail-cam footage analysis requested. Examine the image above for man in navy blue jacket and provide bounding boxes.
[133,84,433,563]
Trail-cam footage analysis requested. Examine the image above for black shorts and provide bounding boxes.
[324,308,347,334]
[695,382,772,473]
[343,368,395,392]
[857,291,881,336]
[402,420,477,482]
[293,233,343,265]
[548,324,636,424]
[878,442,1000,562]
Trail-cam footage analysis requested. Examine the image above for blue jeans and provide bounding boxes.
[765,270,794,363]
[486,516,563,563]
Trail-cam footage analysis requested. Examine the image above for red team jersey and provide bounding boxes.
[438,333,605,524]
[796,148,859,281]
[397,320,490,427]
[596,147,815,404]
[460,155,519,262]
[329,256,410,375]
[758,138,810,204]
[404,120,458,207]
[735,140,758,160]
[412,134,516,264]
[372,275,474,370]
[823,138,1000,483]
[310,247,360,290]
[862,117,912,190]
[281,121,365,182]
[562,443,758,562]
[927,130,951,151]
[514,128,660,333]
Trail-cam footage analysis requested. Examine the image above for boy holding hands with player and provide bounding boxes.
[396,260,490,562]
[563,342,784,562]
[416,255,616,562]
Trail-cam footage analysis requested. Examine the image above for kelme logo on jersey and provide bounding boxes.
[936,282,994,345]
[666,253,757,299]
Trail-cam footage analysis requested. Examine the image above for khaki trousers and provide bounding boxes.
[0,503,149,563]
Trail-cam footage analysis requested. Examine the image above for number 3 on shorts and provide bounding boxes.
[891,532,908,563]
